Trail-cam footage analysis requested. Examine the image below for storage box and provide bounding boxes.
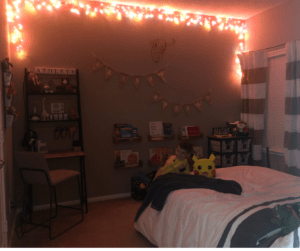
[237,138,252,152]
[222,154,236,167]
[237,153,250,165]
[214,154,221,166]
[210,140,235,153]
[215,154,236,167]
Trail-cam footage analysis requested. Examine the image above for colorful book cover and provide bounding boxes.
[193,146,203,159]
[163,123,173,136]
[161,148,173,162]
[149,121,163,137]
[120,150,132,164]
[149,148,159,162]
[125,152,139,165]
[119,125,133,138]
[180,126,187,136]
[132,127,138,137]
[186,126,200,136]
[114,123,127,138]
[159,147,168,161]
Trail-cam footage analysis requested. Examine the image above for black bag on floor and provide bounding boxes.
[131,171,156,201]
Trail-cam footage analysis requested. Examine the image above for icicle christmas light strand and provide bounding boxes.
[6,0,246,76]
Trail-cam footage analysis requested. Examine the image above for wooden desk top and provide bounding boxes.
[44,150,85,159]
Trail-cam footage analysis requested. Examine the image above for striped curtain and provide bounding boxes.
[238,51,268,161]
[284,40,300,173]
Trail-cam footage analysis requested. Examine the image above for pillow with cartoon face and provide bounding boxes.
[192,154,216,178]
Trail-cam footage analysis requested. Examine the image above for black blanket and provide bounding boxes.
[134,173,242,222]
[217,199,300,247]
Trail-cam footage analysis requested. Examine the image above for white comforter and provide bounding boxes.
[134,166,300,247]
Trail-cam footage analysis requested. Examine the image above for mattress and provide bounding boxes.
[134,165,300,247]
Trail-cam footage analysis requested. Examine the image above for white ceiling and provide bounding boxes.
[100,0,290,19]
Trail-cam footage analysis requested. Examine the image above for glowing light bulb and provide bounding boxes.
[71,8,80,15]
[17,49,26,60]
[117,12,122,20]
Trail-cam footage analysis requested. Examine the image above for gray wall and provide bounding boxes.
[10,8,242,205]
[246,0,300,51]
[9,0,300,206]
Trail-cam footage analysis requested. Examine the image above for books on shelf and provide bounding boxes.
[114,123,139,141]
[160,148,173,162]
[149,121,163,137]
[114,123,127,138]
[132,127,138,137]
[115,150,139,166]
[193,146,203,159]
[149,148,159,162]
[179,126,200,136]
[149,147,173,163]
[119,125,133,138]
[163,123,173,137]
[180,126,187,136]
[125,151,139,166]
[186,126,200,136]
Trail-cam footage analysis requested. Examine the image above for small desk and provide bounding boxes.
[45,150,88,213]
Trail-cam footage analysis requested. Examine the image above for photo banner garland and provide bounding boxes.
[92,54,213,114]
[151,90,213,115]
[92,54,166,88]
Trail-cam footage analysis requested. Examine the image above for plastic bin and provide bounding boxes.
[237,153,250,165]
[237,138,252,152]
[222,154,236,167]
[211,140,235,153]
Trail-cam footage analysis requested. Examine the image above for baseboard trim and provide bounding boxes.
[31,192,131,212]
[88,192,131,204]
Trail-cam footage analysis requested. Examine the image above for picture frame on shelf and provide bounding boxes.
[51,102,64,113]
[3,71,12,86]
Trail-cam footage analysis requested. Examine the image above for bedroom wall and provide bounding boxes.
[245,0,300,175]
[246,0,300,51]
[8,7,243,205]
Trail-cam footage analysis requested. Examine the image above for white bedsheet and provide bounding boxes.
[134,166,300,247]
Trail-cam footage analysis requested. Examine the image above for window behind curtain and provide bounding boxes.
[266,49,286,155]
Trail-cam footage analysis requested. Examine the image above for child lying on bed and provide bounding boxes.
[153,140,194,180]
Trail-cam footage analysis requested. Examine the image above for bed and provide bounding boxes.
[134,165,300,247]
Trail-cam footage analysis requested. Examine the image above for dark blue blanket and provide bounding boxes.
[134,173,242,222]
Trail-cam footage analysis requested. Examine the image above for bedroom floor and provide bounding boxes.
[11,197,156,248]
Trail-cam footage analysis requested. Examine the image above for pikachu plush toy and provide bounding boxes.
[192,154,216,178]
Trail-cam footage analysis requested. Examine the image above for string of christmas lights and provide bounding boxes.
[6,0,246,76]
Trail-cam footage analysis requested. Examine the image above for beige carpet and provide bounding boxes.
[11,197,156,247]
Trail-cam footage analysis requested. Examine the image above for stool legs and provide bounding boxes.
[17,177,84,240]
